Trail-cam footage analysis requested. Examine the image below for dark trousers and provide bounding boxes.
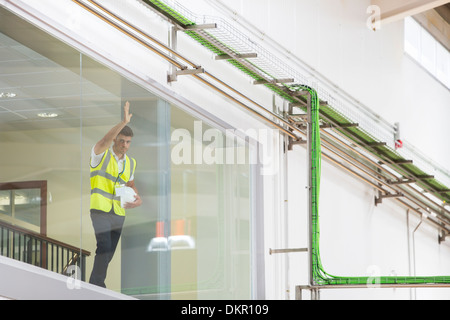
[89,209,125,288]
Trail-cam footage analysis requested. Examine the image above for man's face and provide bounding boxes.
[113,134,132,155]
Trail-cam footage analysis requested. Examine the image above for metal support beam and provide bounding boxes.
[375,192,404,205]
[185,23,217,30]
[368,142,387,147]
[214,53,258,60]
[416,175,435,180]
[167,25,204,83]
[439,229,449,244]
[288,137,307,150]
[269,248,308,255]
[296,123,359,130]
[292,90,310,97]
[394,159,413,164]
[168,67,205,82]
[388,178,416,185]
[253,78,295,85]
[319,123,359,129]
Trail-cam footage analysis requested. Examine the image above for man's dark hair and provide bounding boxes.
[119,125,134,137]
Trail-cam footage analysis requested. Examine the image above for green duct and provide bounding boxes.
[298,85,450,286]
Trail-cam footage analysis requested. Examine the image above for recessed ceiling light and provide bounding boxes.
[37,112,59,118]
[0,92,16,98]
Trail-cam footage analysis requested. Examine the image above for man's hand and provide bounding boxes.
[123,194,142,209]
[123,101,133,124]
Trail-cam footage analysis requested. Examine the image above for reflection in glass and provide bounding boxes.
[147,220,196,252]
[14,189,41,227]
[0,191,11,216]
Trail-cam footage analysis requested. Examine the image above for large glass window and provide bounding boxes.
[404,16,450,89]
[0,5,255,299]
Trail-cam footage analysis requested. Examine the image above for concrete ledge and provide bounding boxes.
[0,256,136,300]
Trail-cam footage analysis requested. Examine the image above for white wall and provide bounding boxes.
[3,0,450,300]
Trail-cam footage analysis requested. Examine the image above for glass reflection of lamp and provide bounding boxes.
[168,219,195,250]
[147,221,168,252]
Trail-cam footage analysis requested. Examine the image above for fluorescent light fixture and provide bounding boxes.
[37,112,59,118]
[0,92,16,98]
[168,235,196,250]
[146,235,196,252]
[147,237,169,252]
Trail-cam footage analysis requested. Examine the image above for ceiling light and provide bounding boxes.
[0,92,16,98]
[37,112,59,118]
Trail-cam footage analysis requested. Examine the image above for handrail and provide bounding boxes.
[0,220,90,280]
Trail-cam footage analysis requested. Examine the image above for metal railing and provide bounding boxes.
[0,221,90,281]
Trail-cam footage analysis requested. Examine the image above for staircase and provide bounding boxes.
[0,220,90,281]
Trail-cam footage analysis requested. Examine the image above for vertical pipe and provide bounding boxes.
[306,92,314,290]
[283,132,290,299]
[412,214,423,300]
[1,227,3,256]
[168,25,178,82]
[406,209,412,300]
[79,52,84,282]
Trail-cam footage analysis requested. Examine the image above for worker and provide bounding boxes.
[88,101,142,288]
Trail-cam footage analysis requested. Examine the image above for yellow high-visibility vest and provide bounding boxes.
[90,149,137,216]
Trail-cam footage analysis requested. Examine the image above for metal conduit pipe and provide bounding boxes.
[321,135,450,230]
[315,109,450,206]
[321,129,399,180]
[322,133,450,233]
[289,122,450,232]
[330,128,450,217]
[73,0,450,234]
[322,143,450,232]
[295,126,450,230]
[321,125,450,218]
[290,118,450,231]
[328,129,450,223]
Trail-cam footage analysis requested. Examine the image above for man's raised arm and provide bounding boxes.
[93,101,133,155]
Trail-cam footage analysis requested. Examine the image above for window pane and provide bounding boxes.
[404,17,420,60]
[0,191,11,216]
[436,42,450,88]
[420,28,436,74]
[0,6,84,276]
[404,16,449,89]
[14,188,41,227]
